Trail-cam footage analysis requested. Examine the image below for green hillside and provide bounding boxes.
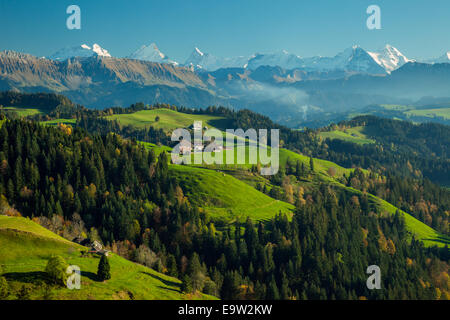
[1,96,448,300]
[280,148,448,247]
[41,118,76,126]
[351,104,450,125]
[144,137,356,180]
[139,141,173,157]
[169,165,294,223]
[327,182,449,248]
[405,107,450,120]
[144,139,446,247]
[105,108,231,130]
[319,126,375,145]
[1,106,43,117]
[176,150,447,247]
[117,109,361,181]
[0,215,214,300]
[136,111,447,248]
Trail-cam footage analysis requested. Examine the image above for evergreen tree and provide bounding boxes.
[166,254,178,277]
[267,278,280,300]
[97,255,111,281]
[181,275,193,294]
[188,253,204,293]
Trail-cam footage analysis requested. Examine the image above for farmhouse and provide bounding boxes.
[88,240,110,256]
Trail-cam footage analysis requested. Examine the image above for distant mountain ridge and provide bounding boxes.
[184,45,406,74]
[49,43,111,60]
[46,42,448,74]
[2,48,450,127]
[184,47,250,71]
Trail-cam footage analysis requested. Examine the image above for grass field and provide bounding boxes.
[319,126,375,145]
[405,107,450,120]
[360,104,450,123]
[2,107,42,117]
[279,148,355,178]
[140,141,173,157]
[169,165,294,224]
[379,104,411,111]
[0,216,214,300]
[106,109,231,131]
[41,118,76,126]
[150,135,356,180]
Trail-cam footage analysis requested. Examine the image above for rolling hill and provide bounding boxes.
[115,108,449,247]
[0,93,448,301]
[318,126,376,145]
[169,165,294,224]
[0,215,214,300]
[106,108,231,131]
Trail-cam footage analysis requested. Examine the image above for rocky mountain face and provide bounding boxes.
[0,51,222,108]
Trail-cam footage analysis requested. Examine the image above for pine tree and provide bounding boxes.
[181,275,193,293]
[267,278,280,300]
[220,271,239,299]
[166,254,178,277]
[296,160,302,178]
[97,255,111,281]
[188,253,204,293]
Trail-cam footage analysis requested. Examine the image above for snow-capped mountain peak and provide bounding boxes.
[185,47,210,70]
[49,43,111,61]
[367,44,411,73]
[184,47,249,71]
[127,42,178,65]
[91,43,111,57]
[298,45,386,74]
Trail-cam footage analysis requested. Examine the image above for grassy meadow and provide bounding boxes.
[0,216,214,300]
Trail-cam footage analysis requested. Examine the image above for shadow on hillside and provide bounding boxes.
[140,272,180,290]
[424,236,450,245]
[3,271,48,284]
[157,285,180,293]
[81,271,98,281]
[207,118,234,131]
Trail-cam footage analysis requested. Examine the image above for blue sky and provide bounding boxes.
[0,0,449,61]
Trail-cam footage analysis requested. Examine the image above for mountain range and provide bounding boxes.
[2,44,450,127]
[46,42,449,74]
